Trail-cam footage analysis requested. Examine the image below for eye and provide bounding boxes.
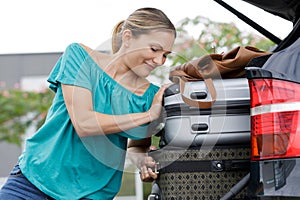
[151,47,158,52]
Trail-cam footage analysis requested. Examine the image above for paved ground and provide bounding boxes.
[114,196,136,200]
[0,177,6,188]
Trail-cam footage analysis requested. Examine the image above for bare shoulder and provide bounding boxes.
[79,43,111,67]
[79,43,97,54]
[79,43,106,55]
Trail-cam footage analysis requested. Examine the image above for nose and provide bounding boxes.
[153,54,166,65]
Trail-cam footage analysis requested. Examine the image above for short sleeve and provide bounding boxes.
[47,43,92,92]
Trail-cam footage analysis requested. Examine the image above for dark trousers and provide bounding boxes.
[0,164,93,200]
[0,164,54,200]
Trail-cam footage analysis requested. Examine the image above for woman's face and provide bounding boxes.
[122,30,175,78]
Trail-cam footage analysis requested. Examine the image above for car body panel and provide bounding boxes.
[249,158,300,198]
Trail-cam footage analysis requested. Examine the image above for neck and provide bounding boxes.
[104,54,149,95]
[104,54,136,82]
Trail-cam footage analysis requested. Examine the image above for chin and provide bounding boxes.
[139,73,150,78]
[134,70,151,78]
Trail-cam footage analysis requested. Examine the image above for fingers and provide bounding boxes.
[162,83,173,88]
[139,156,159,182]
[155,83,171,99]
[148,84,172,121]
[149,145,157,151]
[153,84,171,103]
[139,165,159,182]
[144,156,156,166]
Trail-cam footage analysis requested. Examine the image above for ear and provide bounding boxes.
[122,29,132,47]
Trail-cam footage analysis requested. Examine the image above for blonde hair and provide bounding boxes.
[111,7,176,53]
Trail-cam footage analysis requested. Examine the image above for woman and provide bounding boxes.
[0,7,176,200]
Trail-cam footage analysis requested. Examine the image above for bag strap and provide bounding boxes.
[174,76,217,108]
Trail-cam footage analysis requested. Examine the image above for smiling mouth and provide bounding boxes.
[146,63,155,70]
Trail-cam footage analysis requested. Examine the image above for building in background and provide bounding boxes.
[0,52,62,176]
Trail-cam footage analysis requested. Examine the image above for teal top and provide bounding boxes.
[18,43,159,200]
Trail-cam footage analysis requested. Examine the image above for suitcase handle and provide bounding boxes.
[191,123,209,131]
[173,76,217,108]
[190,91,207,99]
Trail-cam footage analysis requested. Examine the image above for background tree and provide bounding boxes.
[0,88,54,146]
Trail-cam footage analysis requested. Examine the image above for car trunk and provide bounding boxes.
[214,0,300,52]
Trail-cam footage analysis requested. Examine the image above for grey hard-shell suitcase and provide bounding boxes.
[160,78,250,148]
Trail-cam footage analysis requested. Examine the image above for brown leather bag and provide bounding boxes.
[169,46,271,108]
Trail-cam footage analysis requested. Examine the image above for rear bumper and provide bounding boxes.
[249,158,300,198]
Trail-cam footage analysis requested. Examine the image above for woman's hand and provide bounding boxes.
[147,84,172,121]
[139,154,159,182]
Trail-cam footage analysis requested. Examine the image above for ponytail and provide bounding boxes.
[111,20,125,53]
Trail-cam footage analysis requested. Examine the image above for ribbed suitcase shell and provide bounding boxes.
[161,78,250,147]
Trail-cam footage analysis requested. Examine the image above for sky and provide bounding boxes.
[0,0,293,54]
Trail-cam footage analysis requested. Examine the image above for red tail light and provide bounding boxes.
[249,78,300,161]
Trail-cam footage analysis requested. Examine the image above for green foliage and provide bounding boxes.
[151,15,275,85]
[0,88,54,146]
[171,15,274,66]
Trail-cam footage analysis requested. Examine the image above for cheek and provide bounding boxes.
[126,48,154,67]
[130,64,151,78]
[133,50,153,62]
[126,51,142,65]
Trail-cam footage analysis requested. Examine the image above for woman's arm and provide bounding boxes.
[62,84,166,137]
